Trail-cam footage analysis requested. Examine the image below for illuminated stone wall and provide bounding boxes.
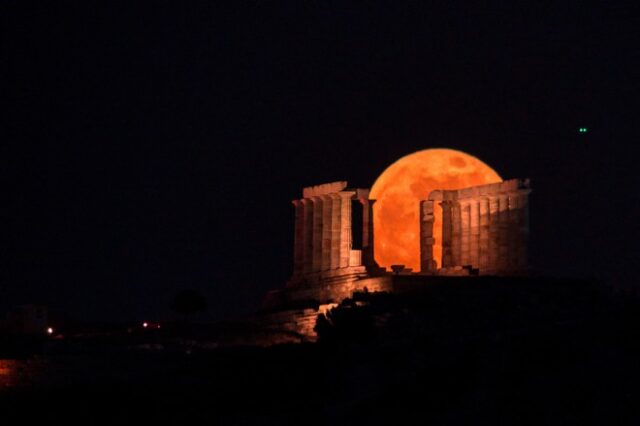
[261,277,393,341]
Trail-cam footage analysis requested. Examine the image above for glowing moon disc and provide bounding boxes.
[370,148,502,271]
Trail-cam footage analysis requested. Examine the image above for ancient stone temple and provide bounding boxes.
[261,177,531,340]
[264,181,385,309]
[282,178,531,288]
[288,181,379,286]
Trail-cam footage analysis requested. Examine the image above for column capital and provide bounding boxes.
[337,190,356,199]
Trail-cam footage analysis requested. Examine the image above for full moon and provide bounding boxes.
[370,148,502,271]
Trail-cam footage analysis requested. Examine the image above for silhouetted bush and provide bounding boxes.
[314,299,375,343]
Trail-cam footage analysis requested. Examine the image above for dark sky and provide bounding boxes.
[3,2,639,322]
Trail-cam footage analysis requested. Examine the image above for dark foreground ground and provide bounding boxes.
[2,277,640,425]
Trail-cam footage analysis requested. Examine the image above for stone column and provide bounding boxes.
[487,195,500,274]
[301,198,314,274]
[360,198,376,268]
[321,195,333,271]
[338,192,354,268]
[440,201,453,268]
[451,201,462,267]
[497,194,510,274]
[459,200,470,266]
[478,197,490,272]
[469,200,480,270]
[330,194,342,269]
[506,192,520,273]
[420,200,437,273]
[311,196,323,272]
[291,200,304,277]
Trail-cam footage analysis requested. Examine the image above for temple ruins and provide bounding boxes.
[420,178,531,275]
[262,177,532,338]
[288,181,379,288]
[287,178,530,284]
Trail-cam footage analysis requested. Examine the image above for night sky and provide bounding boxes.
[3,2,639,322]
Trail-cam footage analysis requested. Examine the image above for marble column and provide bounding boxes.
[506,192,520,272]
[338,192,354,268]
[498,194,509,273]
[460,200,471,266]
[330,194,342,269]
[478,197,490,272]
[488,195,500,274]
[420,200,437,272]
[469,200,480,269]
[440,201,453,267]
[360,198,376,268]
[301,198,314,274]
[451,201,462,267]
[311,196,323,272]
[321,195,333,271]
[514,190,531,272]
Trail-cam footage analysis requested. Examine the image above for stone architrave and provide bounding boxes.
[303,181,348,198]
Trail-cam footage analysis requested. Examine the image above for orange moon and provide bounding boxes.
[370,148,502,271]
